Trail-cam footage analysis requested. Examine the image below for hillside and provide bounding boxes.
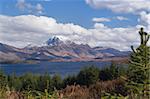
[0,37,130,63]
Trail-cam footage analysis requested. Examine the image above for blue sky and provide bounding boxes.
[0,0,150,50]
[0,0,138,28]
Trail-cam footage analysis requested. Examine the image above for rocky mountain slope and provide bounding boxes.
[0,37,130,63]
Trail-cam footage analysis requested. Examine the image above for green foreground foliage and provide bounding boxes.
[0,28,150,99]
[127,28,150,98]
[0,63,126,98]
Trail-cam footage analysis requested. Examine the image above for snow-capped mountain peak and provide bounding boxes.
[46,36,63,46]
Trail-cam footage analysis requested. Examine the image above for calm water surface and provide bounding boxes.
[0,61,111,77]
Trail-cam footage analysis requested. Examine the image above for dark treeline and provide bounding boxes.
[0,63,126,93]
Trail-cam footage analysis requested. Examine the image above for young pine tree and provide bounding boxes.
[128,28,150,97]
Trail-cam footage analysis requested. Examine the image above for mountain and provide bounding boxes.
[0,43,22,63]
[94,47,130,57]
[46,37,63,46]
[0,37,130,63]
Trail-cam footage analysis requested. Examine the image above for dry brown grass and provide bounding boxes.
[58,84,89,99]
[2,78,126,99]
[7,91,24,99]
[58,78,126,99]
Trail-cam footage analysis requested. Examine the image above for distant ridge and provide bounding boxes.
[0,37,130,63]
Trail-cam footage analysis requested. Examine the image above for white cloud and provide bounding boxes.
[16,0,26,10]
[36,4,43,14]
[92,16,128,23]
[115,16,128,21]
[89,25,140,50]
[0,15,91,47]
[0,15,145,51]
[94,23,106,29]
[92,17,110,22]
[139,11,150,29]
[86,0,150,48]
[16,0,44,14]
[85,0,150,14]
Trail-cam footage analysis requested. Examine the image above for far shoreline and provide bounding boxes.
[0,56,129,65]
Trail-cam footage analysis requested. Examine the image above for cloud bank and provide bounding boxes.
[85,0,150,14]
[85,0,150,48]
[0,0,150,51]
[0,15,141,51]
